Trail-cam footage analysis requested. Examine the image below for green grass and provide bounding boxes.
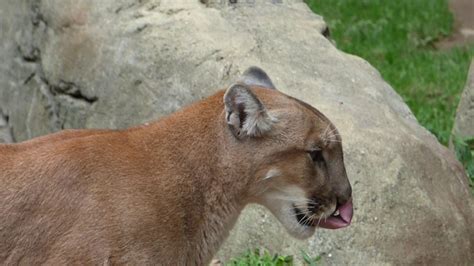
[452,136,474,191]
[305,0,474,145]
[227,249,321,266]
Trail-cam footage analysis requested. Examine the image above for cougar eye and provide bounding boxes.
[308,149,324,163]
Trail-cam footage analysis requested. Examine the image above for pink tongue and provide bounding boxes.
[318,199,353,229]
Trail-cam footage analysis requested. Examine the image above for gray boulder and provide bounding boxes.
[453,60,474,139]
[0,109,14,143]
[0,0,472,264]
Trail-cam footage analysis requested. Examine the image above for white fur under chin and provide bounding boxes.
[260,188,316,239]
[277,203,316,239]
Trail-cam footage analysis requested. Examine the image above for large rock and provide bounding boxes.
[453,60,474,139]
[0,109,14,144]
[0,0,472,264]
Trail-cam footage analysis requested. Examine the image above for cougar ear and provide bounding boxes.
[224,84,275,139]
[238,66,276,90]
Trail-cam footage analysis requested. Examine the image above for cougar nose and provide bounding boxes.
[336,183,352,207]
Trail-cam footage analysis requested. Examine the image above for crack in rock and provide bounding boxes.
[11,1,100,133]
[31,1,48,28]
[23,72,35,85]
[0,109,15,143]
[195,49,221,67]
[50,80,98,104]
[18,46,40,62]
[37,76,63,130]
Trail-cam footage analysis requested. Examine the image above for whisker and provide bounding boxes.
[288,207,309,212]
[317,216,323,227]
[295,211,311,225]
[300,216,310,226]
[290,211,312,218]
[284,205,311,213]
[326,127,338,136]
[321,124,331,139]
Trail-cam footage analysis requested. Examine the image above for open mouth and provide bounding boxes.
[293,198,353,229]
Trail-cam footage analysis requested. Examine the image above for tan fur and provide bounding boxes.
[0,85,351,265]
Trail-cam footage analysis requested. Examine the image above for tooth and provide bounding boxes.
[334,210,340,216]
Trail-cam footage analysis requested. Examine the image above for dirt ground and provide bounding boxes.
[437,0,474,48]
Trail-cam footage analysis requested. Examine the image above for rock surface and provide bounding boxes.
[0,0,473,264]
[0,109,14,143]
[453,60,474,139]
